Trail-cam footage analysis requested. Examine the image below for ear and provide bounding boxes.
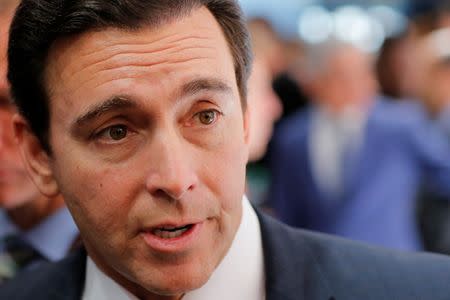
[13,114,60,197]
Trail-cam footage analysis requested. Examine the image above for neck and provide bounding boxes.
[7,195,65,231]
[86,244,186,300]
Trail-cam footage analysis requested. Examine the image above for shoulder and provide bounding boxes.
[371,98,429,131]
[277,108,311,135]
[258,211,450,299]
[0,249,86,300]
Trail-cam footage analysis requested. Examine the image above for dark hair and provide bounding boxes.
[8,0,252,152]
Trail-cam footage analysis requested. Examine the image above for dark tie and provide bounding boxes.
[0,235,44,283]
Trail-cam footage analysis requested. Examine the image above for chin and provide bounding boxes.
[143,271,211,297]
[136,257,216,297]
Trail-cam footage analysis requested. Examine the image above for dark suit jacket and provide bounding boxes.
[2,211,450,300]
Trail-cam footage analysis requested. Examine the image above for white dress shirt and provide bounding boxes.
[82,196,265,300]
[309,107,367,198]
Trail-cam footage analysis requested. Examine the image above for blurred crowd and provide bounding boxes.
[3,0,450,284]
[247,2,450,254]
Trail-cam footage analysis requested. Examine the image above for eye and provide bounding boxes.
[98,125,128,141]
[196,110,218,125]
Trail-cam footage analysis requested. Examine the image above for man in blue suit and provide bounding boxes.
[4,1,450,299]
[269,39,450,251]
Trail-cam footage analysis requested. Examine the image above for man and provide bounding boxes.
[416,28,450,254]
[269,38,450,251]
[416,28,450,132]
[0,0,78,282]
[245,23,283,204]
[246,57,282,163]
[3,1,450,299]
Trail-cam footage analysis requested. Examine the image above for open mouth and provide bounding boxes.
[152,224,194,239]
[142,222,202,251]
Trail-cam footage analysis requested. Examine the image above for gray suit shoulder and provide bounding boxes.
[303,228,450,297]
[259,211,450,300]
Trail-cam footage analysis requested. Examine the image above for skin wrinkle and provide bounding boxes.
[62,46,217,94]
[69,32,215,78]
[95,54,215,77]
[76,42,215,78]
[46,30,216,97]
[78,33,214,58]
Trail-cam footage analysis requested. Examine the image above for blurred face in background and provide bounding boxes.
[247,59,282,161]
[417,29,450,116]
[376,33,421,99]
[0,0,42,210]
[422,61,450,116]
[308,46,378,114]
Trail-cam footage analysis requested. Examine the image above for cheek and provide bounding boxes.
[203,137,247,211]
[55,159,136,240]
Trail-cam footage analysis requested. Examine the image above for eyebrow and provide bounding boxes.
[181,78,232,97]
[73,97,138,129]
[72,78,232,130]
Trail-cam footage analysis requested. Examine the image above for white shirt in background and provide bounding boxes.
[309,106,367,198]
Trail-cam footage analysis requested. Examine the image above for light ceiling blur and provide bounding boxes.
[239,0,410,52]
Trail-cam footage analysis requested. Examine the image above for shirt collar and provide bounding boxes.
[0,207,78,261]
[82,196,266,300]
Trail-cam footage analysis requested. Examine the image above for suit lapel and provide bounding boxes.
[43,248,87,300]
[345,104,382,201]
[257,210,336,300]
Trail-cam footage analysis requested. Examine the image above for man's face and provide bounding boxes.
[312,47,377,113]
[41,7,249,298]
[247,58,282,161]
[0,102,42,210]
[0,2,42,210]
[424,62,450,112]
[418,36,450,114]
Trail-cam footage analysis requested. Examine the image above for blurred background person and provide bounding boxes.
[409,0,450,37]
[247,18,310,122]
[0,0,78,283]
[245,18,313,208]
[376,30,420,101]
[268,38,450,251]
[272,38,311,120]
[246,59,283,163]
[416,28,450,131]
[245,20,283,205]
[415,28,450,254]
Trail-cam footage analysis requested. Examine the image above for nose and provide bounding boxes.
[145,130,199,201]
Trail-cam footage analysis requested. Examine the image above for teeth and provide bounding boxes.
[153,226,190,239]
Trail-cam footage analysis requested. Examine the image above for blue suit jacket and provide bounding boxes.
[269,99,450,251]
[2,211,450,300]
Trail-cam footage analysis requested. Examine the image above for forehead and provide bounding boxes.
[44,6,236,114]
